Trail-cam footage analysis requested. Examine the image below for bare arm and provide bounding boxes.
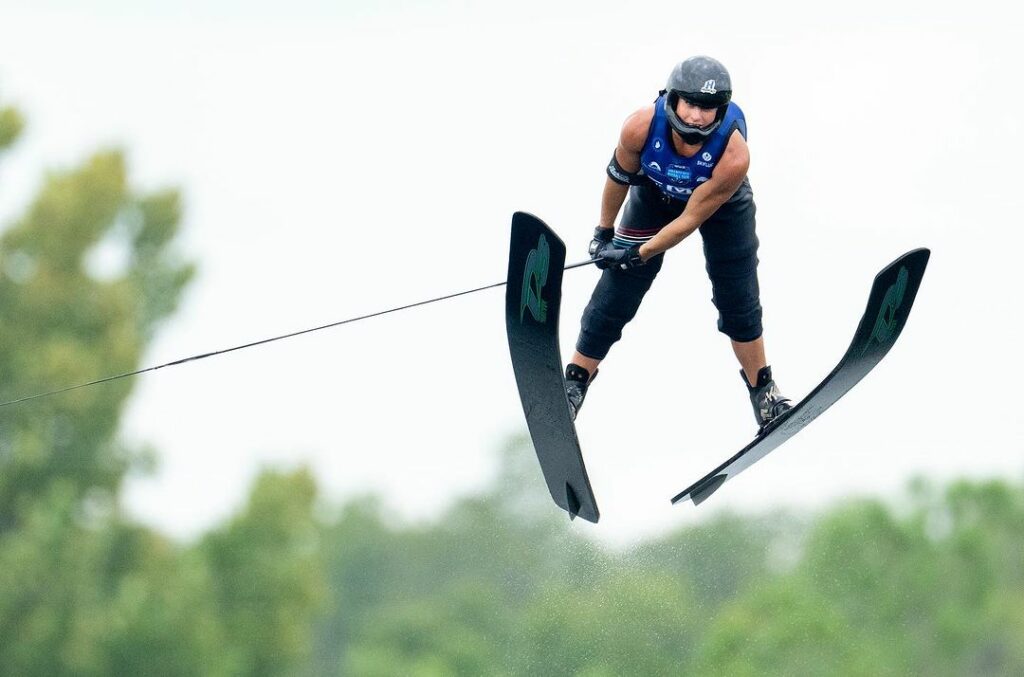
[598,179,629,230]
[598,106,653,229]
[638,130,750,259]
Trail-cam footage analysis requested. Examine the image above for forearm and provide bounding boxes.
[639,214,698,258]
[639,183,735,258]
[598,177,629,229]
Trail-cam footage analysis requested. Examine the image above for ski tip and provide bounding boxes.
[565,482,581,521]
[883,247,931,278]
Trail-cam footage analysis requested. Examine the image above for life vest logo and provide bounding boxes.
[520,234,550,323]
[700,80,717,94]
[861,265,908,356]
[648,161,662,172]
[702,152,713,162]
[654,139,663,150]
[667,165,691,182]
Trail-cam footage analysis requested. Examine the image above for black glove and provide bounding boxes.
[588,227,615,260]
[596,244,645,270]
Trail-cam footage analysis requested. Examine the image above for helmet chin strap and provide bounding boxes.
[670,118,722,145]
[676,126,716,145]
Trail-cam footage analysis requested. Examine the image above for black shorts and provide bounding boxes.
[576,181,762,360]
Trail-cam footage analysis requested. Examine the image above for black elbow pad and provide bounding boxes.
[606,151,639,185]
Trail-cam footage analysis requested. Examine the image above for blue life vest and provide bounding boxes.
[638,96,746,202]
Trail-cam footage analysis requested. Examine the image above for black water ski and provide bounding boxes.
[506,212,599,523]
[672,248,930,507]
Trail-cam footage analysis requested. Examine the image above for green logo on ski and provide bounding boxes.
[863,265,909,355]
[520,234,550,323]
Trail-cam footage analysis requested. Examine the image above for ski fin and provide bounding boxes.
[565,482,581,521]
[689,474,728,506]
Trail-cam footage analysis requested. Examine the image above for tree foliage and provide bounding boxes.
[307,466,1024,677]
[0,130,194,524]
[0,96,322,676]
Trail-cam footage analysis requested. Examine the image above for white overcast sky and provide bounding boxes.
[1,0,1020,545]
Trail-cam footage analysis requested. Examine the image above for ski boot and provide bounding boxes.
[743,365,793,434]
[565,364,597,421]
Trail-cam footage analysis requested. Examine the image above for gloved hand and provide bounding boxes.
[588,226,615,260]
[596,244,645,270]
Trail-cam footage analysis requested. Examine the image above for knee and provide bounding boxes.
[719,307,763,343]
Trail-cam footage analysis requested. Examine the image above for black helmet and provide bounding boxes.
[663,56,732,144]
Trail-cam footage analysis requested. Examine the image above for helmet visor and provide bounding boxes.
[678,89,730,110]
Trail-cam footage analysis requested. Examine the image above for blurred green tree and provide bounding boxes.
[0,479,231,676]
[0,94,203,674]
[0,96,324,676]
[0,121,194,524]
[692,482,1024,676]
[0,101,24,151]
[306,438,1024,677]
[310,438,779,676]
[202,468,326,677]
